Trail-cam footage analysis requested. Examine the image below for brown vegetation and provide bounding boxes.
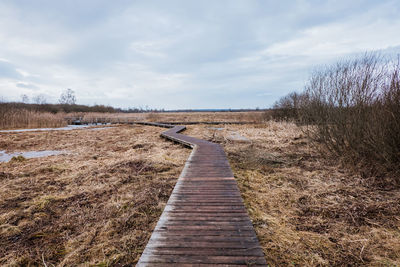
[185,122,400,266]
[272,54,400,183]
[0,108,266,130]
[0,108,67,129]
[2,115,399,266]
[80,111,266,124]
[0,125,189,265]
[0,102,119,114]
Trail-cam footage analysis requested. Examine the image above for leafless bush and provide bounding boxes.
[300,53,400,180]
[271,92,307,121]
[146,112,162,122]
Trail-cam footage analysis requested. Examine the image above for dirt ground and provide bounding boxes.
[0,125,189,266]
[185,122,400,266]
[1,122,399,266]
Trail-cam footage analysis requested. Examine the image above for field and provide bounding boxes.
[0,108,266,130]
[0,125,189,265]
[1,118,399,266]
[81,111,266,124]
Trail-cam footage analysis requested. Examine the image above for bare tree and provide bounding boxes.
[59,89,76,105]
[21,94,29,103]
[33,94,47,104]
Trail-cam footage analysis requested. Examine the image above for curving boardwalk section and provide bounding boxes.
[137,123,267,266]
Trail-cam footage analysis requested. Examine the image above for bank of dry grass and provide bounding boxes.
[186,122,400,266]
[0,110,265,130]
[0,125,189,265]
[80,111,265,123]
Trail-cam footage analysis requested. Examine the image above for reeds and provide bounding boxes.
[0,107,66,129]
[80,111,266,124]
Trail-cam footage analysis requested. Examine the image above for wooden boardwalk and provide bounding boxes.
[137,123,267,266]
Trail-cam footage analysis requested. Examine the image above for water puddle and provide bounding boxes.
[0,124,112,133]
[207,127,249,141]
[0,150,68,162]
[208,127,224,131]
[227,131,250,142]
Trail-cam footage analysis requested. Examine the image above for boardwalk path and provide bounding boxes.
[137,123,267,266]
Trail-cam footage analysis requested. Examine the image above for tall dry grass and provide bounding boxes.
[0,108,266,130]
[0,108,66,129]
[80,111,266,124]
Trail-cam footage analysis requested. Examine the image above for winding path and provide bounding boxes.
[137,123,267,266]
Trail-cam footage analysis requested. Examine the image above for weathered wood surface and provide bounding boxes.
[137,123,266,266]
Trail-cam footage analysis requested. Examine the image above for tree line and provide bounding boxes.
[1,89,162,113]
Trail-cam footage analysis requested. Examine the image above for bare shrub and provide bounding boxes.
[146,112,162,122]
[271,92,307,121]
[300,53,400,181]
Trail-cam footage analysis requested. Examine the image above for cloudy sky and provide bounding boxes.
[1,0,400,109]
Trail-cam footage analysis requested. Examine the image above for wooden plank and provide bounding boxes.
[149,229,255,238]
[142,247,264,256]
[138,255,266,265]
[147,236,260,243]
[145,241,263,249]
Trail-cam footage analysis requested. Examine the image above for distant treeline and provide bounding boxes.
[0,102,163,113]
[0,102,268,114]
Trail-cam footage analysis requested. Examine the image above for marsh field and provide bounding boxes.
[0,112,399,266]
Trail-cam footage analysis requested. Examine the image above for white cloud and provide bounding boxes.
[266,3,400,58]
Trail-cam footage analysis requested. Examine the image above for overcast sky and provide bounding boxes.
[1,0,400,109]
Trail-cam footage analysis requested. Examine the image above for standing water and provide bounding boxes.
[0,150,68,162]
[0,124,112,133]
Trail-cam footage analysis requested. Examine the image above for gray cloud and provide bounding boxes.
[16,82,38,89]
[1,0,400,109]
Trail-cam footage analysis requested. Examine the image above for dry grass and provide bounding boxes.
[0,109,66,130]
[0,110,265,129]
[2,120,399,266]
[185,122,400,266]
[81,111,265,123]
[0,125,190,266]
